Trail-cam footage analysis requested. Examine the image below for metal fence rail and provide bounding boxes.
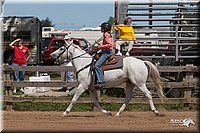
[115,0,199,63]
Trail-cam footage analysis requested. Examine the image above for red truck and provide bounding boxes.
[41,37,91,65]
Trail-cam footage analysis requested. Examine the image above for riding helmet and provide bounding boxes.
[100,22,112,32]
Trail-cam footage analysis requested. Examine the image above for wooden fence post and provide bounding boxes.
[61,64,66,81]
[4,69,13,111]
[184,64,193,106]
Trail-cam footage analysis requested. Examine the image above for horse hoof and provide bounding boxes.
[62,112,67,117]
[153,110,160,116]
[107,111,112,116]
[115,114,120,117]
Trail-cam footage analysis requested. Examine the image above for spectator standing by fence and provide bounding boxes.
[9,38,31,93]
[63,35,76,95]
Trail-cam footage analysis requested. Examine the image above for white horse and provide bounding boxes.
[50,40,166,117]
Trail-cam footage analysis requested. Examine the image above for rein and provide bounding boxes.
[57,43,93,77]
[56,36,104,77]
[75,62,92,77]
[56,43,89,62]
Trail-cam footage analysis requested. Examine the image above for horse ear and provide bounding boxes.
[74,45,78,48]
[69,40,73,44]
[60,46,65,50]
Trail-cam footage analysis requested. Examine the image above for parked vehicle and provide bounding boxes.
[42,26,70,38]
[1,16,91,66]
[42,37,91,65]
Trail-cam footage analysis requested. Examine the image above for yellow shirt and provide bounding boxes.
[114,24,136,41]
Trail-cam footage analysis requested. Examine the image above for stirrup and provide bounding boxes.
[94,83,105,89]
[116,52,122,56]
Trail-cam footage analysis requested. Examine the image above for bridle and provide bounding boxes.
[54,42,93,76]
[55,43,73,63]
[54,36,105,76]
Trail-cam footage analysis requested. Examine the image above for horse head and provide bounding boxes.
[50,39,74,64]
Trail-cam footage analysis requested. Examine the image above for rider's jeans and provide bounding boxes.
[95,50,112,83]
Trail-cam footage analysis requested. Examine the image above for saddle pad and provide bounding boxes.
[101,55,123,71]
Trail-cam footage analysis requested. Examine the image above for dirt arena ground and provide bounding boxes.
[3,111,199,132]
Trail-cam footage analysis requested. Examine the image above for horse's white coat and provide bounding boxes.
[51,42,165,116]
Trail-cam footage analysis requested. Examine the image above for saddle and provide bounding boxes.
[92,54,123,89]
[95,54,123,71]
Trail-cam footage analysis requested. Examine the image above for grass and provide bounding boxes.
[2,102,199,111]
[8,103,94,112]
[3,87,199,111]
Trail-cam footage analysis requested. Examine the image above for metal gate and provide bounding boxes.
[115,0,199,65]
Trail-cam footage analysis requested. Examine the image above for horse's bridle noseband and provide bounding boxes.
[54,43,93,76]
[55,43,73,63]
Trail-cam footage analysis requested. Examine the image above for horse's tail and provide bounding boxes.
[144,61,166,103]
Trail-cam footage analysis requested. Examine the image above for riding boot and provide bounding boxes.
[95,82,105,90]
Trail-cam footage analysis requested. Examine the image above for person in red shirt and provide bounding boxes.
[9,38,31,82]
[94,22,114,89]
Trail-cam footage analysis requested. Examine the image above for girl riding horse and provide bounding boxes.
[94,22,114,89]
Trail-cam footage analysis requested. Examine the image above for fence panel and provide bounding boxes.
[3,65,199,110]
[115,0,199,64]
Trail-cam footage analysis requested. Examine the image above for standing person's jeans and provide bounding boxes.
[95,50,112,83]
[66,71,74,82]
[64,61,74,82]
[64,61,75,94]
[12,63,27,81]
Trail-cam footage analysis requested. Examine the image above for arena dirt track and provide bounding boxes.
[3,111,199,132]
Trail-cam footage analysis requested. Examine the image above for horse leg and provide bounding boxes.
[63,83,86,116]
[116,81,134,117]
[137,84,159,115]
[89,88,112,115]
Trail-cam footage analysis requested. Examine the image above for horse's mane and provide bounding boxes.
[72,44,91,57]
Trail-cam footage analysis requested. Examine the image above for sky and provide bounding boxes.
[1,0,186,30]
[2,0,114,30]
